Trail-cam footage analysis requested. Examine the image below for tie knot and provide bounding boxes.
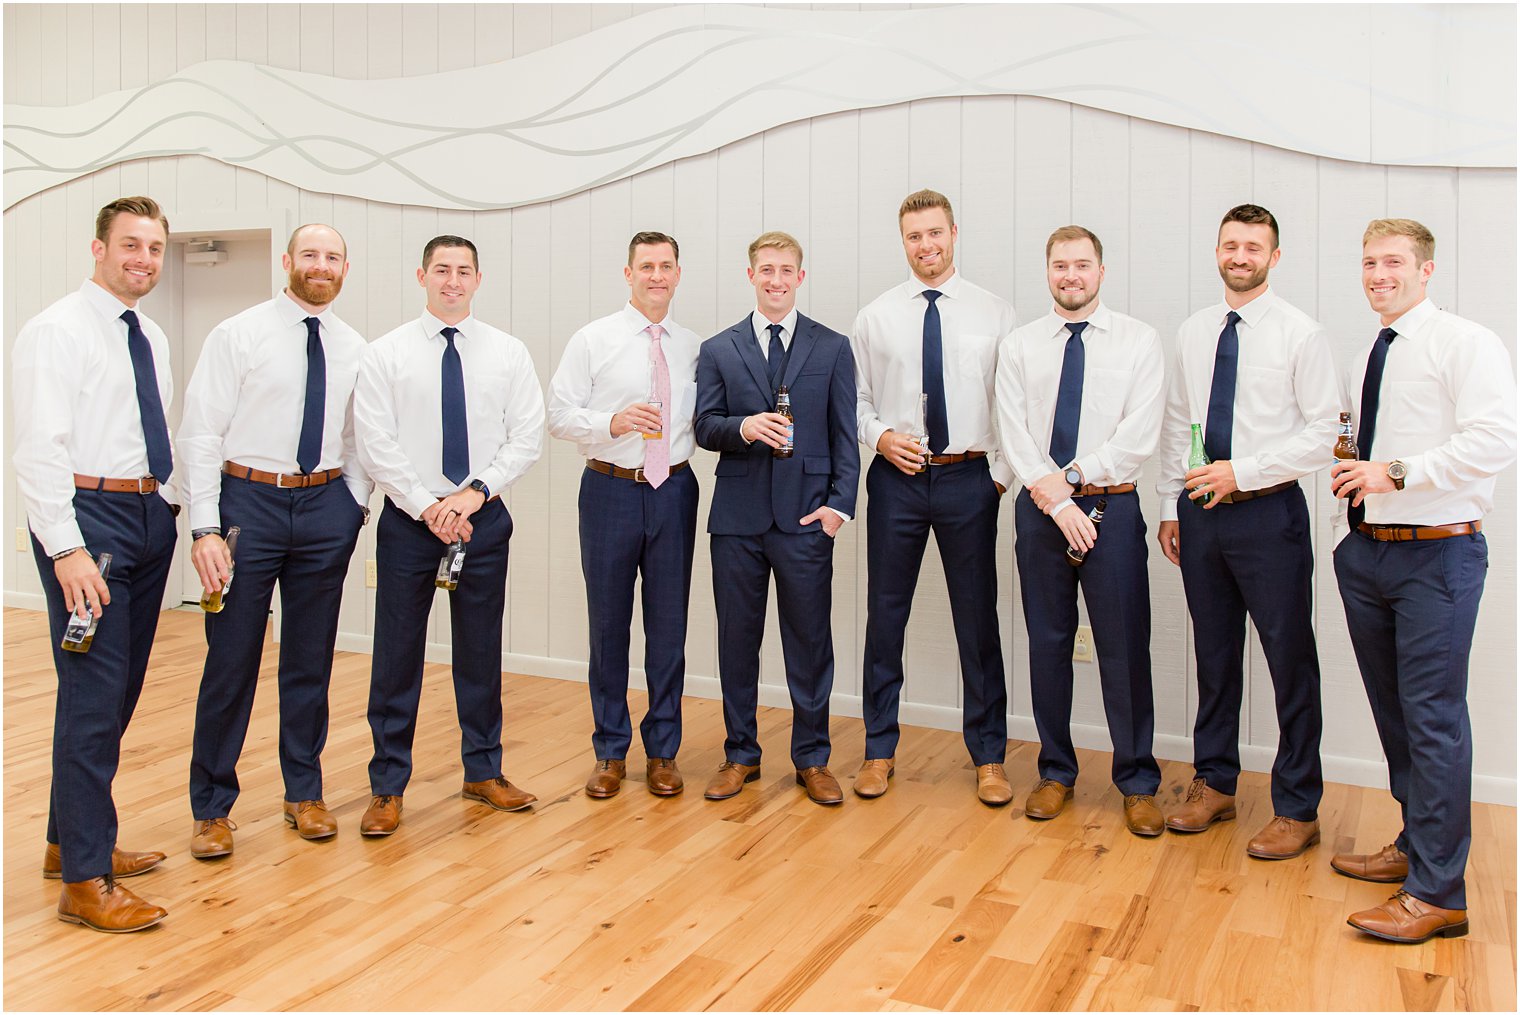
[304,316,321,336]
[1226,310,1241,326]
[1378,327,1397,344]
[647,324,664,344]
[767,323,784,340]
[1065,321,1088,340]
[440,326,459,344]
[119,309,139,329]
[923,290,942,305]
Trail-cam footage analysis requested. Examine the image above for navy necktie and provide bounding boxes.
[296,316,326,474]
[1204,311,1241,461]
[120,310,172,483]
[1349,328,1397,529]
[766,323,785,388]
[440,327,470,485]
[1048,321,1088,466]
[922,290,949,455]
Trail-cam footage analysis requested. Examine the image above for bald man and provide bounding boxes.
[178,224,373,858]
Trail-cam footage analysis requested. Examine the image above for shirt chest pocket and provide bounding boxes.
[1385,380,1444,436]
[1080,367,1130,437]
[950,332,999,384]
[1235,364,1292,423]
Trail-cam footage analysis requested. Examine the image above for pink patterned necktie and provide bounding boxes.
[644,324,671,488]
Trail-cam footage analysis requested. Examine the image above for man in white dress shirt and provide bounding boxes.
[547,231,700,799]
[353,235,545,835]
[1330,218,1516,943]
[997,226,1166,836]
[13,196,177,932]
[1155,204,1338,860]
[178,224,372,859]
[851,189,1017,805]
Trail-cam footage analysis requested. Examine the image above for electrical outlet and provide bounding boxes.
[1072,625,1095,663]
[365,559,377,588]
[15,527,27,552]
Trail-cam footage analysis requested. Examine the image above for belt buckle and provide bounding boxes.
[135,476,154,494]
[633,467,647,483]
[276,472,298,488]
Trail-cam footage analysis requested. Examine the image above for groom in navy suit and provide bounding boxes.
[694,231,860,805]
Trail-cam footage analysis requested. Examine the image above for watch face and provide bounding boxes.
[1388,462,1407,479]
[1065,469,1082,486]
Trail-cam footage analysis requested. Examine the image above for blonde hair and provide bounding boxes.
[898,189,955,227]
[1364,218,1435,263]
[1046,225,1103,263]
[748,231,803,269]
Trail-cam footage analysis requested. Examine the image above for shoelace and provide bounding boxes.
[1185,778,1208,802]
[717,761,743,772]
[1034,778,1062,792]
[799,766,828,777]
[198,817,238,832]
[297,800,325,814]
[372,795,397,807]
[1124,794,1155,807]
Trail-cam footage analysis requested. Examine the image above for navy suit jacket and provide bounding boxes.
[695,313,860,536]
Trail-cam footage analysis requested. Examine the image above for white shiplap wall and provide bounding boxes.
[4,4,1514,802]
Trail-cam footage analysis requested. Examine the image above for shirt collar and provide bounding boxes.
[1383,297,1437,338]
[1221,286,1277,329]
[622,302,672,336]
[80,279,135,321]
[751,308,798,344]
[907,269,963,301]
[276,289,332,329]
[421,310,475,341]
[1046,301,1110,338]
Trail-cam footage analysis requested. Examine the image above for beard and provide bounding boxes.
[1053,285,1097,313]
[289,269,343,306]
[1218,262,1268,293]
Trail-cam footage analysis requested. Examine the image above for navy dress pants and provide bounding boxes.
[578,465,698,761]
[31,489,176,882]
[367,497,513,795]
[1177,486,1323,820]
[862,455,1007,764]
[189,475,364,818]
[1334,530,1485,910]
[1015,490,1160,795]
[712,525,836,770]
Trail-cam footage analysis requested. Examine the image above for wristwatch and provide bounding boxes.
[1064,466,1083,489]
[470,478,490,499]
[50,546,83,561]
[1386,460,1407,491]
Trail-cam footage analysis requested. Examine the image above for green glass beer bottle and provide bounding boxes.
[1188,423,1212,507]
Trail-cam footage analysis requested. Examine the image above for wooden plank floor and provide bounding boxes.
[3,607,1515,1011]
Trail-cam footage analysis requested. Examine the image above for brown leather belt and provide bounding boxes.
[1216,479,1297,505]
[587,459,690,483]
[927,450,986,466]
[1075,483,1135,497]
[1357,520,1481,542]
[74,473,159,494]
[224,461,342,488]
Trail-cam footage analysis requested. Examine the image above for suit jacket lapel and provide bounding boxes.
[731,320,774,401]
[782,315,819,389]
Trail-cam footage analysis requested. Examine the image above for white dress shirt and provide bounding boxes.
[750,308,798,357]
[177,290,372,530]
[546,303,700,469]
[1156,287,1340,521]
[997,302,1165,518]
[1341,298,1517,527]
[12,280,177,556]
[851,271,1018,488]
[354,311,545,519]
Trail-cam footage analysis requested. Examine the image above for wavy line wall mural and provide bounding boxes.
[5,3,1515,211]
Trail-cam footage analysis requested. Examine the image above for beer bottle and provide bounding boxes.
[1333,410,1357,464]
[909,392,931,471]
[1065,499,1107,567]
[1187,423,1212,506]
[773,385,795,459]
[61,552,113,653]
[436,538,466,591]
[200,526,241,614]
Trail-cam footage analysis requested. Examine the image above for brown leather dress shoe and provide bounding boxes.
[585,759,627,799]
[1123,794,1165,837]
[1165,778,1235,833]
[43,842,165,880]
[976,763,1014,806]
[796,766,844,805]
[57,876,167,933]
[646,758,684,796]
[360,795,403,836]
[283,799,338,840]
[704,761,761,800]
[462,777,537,812]
[854,758,894,799]
[1024,779,1074,819]
[189,817,237,859]
[1332,842,1408,883]
[1348,889,1468,943]
[1247,815,1320,859]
